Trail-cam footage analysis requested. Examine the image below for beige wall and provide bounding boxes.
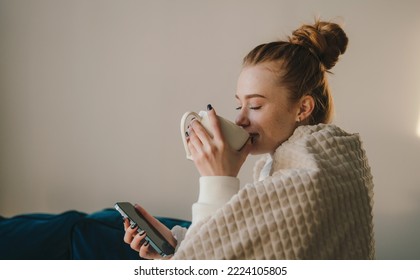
[1,0,419,259]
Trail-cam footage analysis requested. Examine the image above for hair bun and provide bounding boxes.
[289,20,348,70]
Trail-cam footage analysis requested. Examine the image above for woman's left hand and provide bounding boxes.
[123,204,176,260]
[187,105,251,177]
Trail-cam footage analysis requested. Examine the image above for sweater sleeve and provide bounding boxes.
[191,176,239,225]
[171,225,188,252]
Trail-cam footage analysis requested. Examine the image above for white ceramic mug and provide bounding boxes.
[180,111,250,160]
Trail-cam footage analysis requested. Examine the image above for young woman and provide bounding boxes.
[124,19,375,259]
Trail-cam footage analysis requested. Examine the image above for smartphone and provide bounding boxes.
[114,202,175,256]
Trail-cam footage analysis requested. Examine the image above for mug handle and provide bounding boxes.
[180,111,201,160]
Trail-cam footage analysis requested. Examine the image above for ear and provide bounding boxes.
[296,95,315,123]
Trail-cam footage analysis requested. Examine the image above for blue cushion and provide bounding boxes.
[0,209,191,260]
[0,211,86,260]
[70,209,191,259]
[70,209,139,259]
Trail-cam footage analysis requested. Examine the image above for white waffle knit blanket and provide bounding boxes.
[173,124,375,259]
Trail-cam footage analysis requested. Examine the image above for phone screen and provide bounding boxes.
[114,202,175,256]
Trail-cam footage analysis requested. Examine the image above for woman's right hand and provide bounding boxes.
[187,105,251,177]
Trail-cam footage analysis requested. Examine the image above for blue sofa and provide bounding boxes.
[0,209,191,260]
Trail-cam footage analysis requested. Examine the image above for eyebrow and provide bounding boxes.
[235,93,267,100]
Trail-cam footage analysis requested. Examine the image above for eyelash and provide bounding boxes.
[235,106,262,110]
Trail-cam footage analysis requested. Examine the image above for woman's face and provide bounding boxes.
[235,62,300,155]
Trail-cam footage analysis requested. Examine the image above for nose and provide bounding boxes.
[235,109,250,128]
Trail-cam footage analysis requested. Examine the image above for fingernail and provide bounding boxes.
[138,230,146,236]
[207,104,213,111]
[185,131,189,137]
[144,240,149,246]
[130,223,137,229]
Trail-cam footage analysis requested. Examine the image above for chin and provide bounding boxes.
[249,146,267,156]
[249,141,278,155]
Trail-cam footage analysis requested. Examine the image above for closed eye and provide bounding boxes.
[235,106,262,110]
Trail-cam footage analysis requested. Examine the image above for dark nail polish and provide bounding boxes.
[144,240,149,246]
[207,104,213,111]
[130,223,137,229]
[138,230,146,236]
[185,131,189,137]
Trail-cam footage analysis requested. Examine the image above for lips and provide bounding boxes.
[249,133,259,144]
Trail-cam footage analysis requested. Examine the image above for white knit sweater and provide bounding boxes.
[172,124,375,259]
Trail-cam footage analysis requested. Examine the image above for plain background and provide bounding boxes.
[1,0,419,259]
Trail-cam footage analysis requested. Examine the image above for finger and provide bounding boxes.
[187,137,199,159]
[187,129,205,156]
[129,230,147,252]
[123,218,130,231]
[206,105,224,141]
[190,118,212,144]
[139,241,164,260]
[123,223,138,244]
